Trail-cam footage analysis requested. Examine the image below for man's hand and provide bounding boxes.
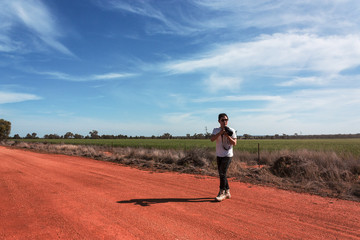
[220,127,226,135]
[223,128,237,146]
[210,128,225,142]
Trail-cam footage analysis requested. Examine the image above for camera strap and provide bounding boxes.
[221,134,231,151]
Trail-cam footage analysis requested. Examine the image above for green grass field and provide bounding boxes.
[16,138,360,157]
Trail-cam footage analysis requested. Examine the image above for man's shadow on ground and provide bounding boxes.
[117,198,216,207]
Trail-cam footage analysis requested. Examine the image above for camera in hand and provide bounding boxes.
[224,126,233,136]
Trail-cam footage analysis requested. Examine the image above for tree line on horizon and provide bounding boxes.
[1,119,360,140]
[9,131,360,140]
[10,130,213,140]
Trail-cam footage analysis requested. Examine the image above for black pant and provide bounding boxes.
[217,156,232,190]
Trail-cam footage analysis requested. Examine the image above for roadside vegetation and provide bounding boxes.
[14,138,360,157]
[0,119,11,141]
[2,139,360,202]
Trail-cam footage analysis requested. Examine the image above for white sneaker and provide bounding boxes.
[215,190,226,202]
[225,189,231,199]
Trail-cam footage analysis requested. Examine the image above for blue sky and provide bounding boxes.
[1,0,360,137]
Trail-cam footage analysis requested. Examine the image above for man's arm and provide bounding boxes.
[224,132,237,146]
[210,129,225,142]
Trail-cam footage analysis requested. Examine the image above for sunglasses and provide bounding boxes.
[221,118,228,122]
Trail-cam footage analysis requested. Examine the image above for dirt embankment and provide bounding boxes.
[1,146,359,239]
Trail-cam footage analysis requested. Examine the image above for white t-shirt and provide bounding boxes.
[212,127,237,157]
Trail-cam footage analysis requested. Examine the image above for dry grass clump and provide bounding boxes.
[8,142,215,175]
[3,141,360,201]
[7,141,107,159]
[230,149,360,201]
[108,147,216,175]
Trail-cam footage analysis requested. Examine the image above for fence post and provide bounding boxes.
[258,143,260,167]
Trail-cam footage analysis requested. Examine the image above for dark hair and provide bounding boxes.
[218,113,228,121]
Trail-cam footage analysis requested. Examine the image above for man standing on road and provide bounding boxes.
[210,113,237,202]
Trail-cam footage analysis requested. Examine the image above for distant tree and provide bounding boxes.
[64,132,74,139]
[44,134,60,139]
[101,134,115,139]
[243,134,251,139]
[0,119,11,140]
[23,133,38,139]
[117,134,128,139]
[161,133,172,139]
[74,134,84,139]
[193,133,205,139]
[89,130,100,139]
[53,134,61,139]
[13,134,21,139]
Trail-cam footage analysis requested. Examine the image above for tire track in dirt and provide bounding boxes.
[1,146,359,239]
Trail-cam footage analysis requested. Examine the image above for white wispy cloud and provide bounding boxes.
[105,1,165,20]
[267,88,360,115]
[193,0,360,34]
[98,0,360,37]
[0,91,41,104]
[34,71,136,82]
[92,73,135,80]
[0,34,20,52]
[165,33,360,91]
[194,95,282,103]
[97,0,360,94]
[277,76,327,87]
[0,0,72,55]
[203,74,243,92]
[99,0,360,95]
[167,33,360,74]
[97,0,202,35]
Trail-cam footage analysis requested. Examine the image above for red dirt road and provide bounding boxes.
[1,146,359,239]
